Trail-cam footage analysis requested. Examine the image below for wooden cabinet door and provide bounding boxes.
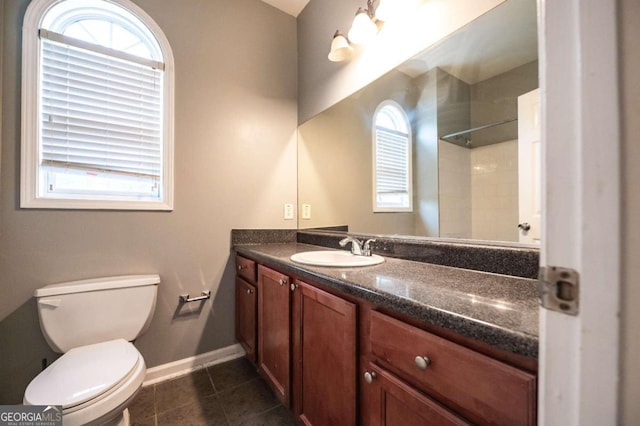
[292,281,357,426]
[258,265,291,405]
[235,277,257,363]
[361,363,471,426]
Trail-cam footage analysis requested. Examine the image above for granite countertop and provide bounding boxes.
[235,242,539,359]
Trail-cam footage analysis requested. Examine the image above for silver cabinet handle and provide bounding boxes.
[279,278,287,286]
[364,371,377,384]
[518,223,531,231]
[290,283,297,291]
[246,289,253,295]
[237,264,246,271]
[415,356,431,371]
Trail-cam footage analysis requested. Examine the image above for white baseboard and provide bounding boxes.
[143,343,246,386]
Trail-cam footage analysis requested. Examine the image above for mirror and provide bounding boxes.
[297,0,539,244]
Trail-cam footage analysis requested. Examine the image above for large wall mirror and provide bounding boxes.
[297,0,539,245]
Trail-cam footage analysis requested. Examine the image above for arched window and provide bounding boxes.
[372,101,413,212]
[21,0,174,210]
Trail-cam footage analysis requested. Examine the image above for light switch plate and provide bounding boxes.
[302,204,311,220]
[284,203,294,220]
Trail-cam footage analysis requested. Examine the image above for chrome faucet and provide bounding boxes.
[339,236,363,255]
[362,238,376,256]
[339,237,377,256]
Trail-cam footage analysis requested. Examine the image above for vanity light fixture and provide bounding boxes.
[328,0,382,62]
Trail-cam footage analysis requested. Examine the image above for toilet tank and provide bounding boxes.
[35,275,159,353]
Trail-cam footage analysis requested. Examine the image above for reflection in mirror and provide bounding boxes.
[298,0,539,244]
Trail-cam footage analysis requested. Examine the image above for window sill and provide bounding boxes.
[20,196,173,211]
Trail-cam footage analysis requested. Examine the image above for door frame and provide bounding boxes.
[517,88,541,245]
[538,0,621,423]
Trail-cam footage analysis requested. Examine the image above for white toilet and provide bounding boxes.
[23,275,160,426]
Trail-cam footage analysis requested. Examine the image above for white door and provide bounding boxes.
[517,89,541,244]
[539,0,621,424]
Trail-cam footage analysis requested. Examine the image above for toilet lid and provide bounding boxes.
[24,339,140,409]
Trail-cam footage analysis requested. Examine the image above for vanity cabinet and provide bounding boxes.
[236,254,537,426]
[257,264,291,405]
[235,256,257,363]
[292,280,357,426]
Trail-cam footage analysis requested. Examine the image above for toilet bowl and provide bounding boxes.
[25,339,146,426]
[23,275,159,426]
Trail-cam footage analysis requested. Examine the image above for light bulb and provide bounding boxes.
[374,0,393,21]
[348,7,378,45]
[375,0,413,22]
[328,30,353,62]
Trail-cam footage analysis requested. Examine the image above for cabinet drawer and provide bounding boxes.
[370,311,536,425]
[236,255,257,283]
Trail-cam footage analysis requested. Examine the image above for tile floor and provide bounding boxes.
[128,357,296,426]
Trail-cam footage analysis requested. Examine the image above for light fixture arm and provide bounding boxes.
[366,0,375,17]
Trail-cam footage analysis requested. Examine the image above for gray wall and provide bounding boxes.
[0,0,297,403]
[470,60,539,147]
[296,0,361,123]
[435,69,471,239]
[436,69,471,139]
[297,70,415,235]
[412,70,440,237]
[620,0,640,421]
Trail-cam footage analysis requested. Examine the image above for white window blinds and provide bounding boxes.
[375,126,410,196]
[373,110,412,212]
[40,33,164,179]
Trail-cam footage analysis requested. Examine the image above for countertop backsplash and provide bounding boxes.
[232,229,539,279]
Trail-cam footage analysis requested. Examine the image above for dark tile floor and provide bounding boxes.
[129,357,296,426]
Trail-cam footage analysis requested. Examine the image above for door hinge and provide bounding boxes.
[538,266,579,316]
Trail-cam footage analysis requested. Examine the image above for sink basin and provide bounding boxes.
[290,250,385,267]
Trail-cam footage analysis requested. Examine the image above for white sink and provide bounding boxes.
[290,250,385,267]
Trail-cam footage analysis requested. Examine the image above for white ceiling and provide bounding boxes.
[260,0,310,17]
[397,0,538,84]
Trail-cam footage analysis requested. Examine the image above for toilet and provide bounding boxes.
[23,275,159,426]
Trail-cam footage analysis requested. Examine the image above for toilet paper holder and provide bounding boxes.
[179,290,211,303]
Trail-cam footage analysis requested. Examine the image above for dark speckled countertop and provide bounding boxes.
[235,243,539,359]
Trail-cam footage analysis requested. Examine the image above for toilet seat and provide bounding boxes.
[24,339,146,426]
